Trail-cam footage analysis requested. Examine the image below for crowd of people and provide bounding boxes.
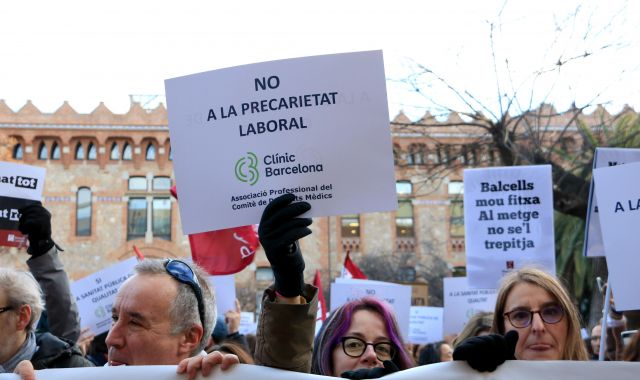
[1,195,639,379]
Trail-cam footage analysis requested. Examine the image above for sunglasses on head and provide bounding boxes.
[164,259,205,328]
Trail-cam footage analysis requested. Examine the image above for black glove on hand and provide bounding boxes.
[258,194,312,297]
[340,360,399,379]
[453,330,518,372]
[18,203,56,257]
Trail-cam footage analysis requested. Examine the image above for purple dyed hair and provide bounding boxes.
[311,297,414,376]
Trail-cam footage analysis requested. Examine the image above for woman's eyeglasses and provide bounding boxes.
[503,304,565,328]
[164,259,205,328]
[340,336,396,361]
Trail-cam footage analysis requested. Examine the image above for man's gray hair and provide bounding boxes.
[0,267,44,332]
[134,259,216,354]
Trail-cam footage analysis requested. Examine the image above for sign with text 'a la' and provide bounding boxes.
[0,161,46,247]
[330,279,411,338]
[71,257,137,335]
[165,50,396,234]
[443,277,497,336]
[592,162,640,311]
[583,147,640,257]
[463,165,555,288]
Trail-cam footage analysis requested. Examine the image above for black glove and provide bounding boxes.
[258,194,312,297]
[453,330,518,372]
[18,203,56,257]
[341,360,399,379]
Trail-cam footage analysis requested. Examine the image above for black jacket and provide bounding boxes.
[31,332,94,370]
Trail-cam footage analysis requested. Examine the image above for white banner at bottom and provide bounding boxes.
[0,361,639,380]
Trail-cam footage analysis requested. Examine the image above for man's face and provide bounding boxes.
[590,325,602,354]
[0,289,20,363]
[105,274,192,365]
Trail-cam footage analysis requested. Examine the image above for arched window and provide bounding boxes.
[50,142,60,160]
[110,142,119,160]
[122,143,132,160]
[87,143,97,160]
[13,144,23,160]
[76,187,92,236]
[75,143,84,160]
[145,144,156,160]
[38,143,48,160]
[168,146,173,161]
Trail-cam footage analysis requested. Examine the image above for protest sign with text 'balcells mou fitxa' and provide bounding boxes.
[165,50,396,234]
[463,165,555,289]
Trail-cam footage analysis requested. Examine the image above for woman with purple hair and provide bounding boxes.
[311,297,415,378]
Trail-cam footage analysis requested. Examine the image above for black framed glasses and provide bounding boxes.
[340,336,396,361]
[0,306,13,314]
[503,304,565,328]
[164,259,205,328]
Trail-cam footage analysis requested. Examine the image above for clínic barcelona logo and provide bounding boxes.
[235,152,259,186]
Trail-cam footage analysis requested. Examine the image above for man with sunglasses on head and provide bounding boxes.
[15,258,240,379]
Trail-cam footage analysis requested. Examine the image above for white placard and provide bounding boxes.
[0,161,46,247]
[592,162,640,310]
[408,306,443,344]
[239,311,256,335]
[1,359,639,380]
[71,257,137,335]
[463,165,555,288]
[165,50,396,234]
[583,147,640,257]
[443,277,497,336]
[208,274,236,317]
[330,279,411,338]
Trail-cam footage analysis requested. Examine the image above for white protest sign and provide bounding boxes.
[592,162,640,310]
[443,277,497,336]
[165,50,396,234]
[408,306,443,344]
[330,279,411,338]
[0,161,46,247]
[239,311,256,335]
[71,257,137,335]
[583,147,640,257]
[208,274,236,317]
[1,359,638,380]
[463,165,555,288]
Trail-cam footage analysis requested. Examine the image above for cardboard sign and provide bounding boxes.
[592,162,640,310]
[443,277,497,336]
[1,358,638,380]
[0,161,46,247]
[583,147,640,257]
[330,279,411,338]
[463,165,555,288]
[408,306,443,344]
[71,257,137,335]
[208,274,236,317]
[165,50,396,233]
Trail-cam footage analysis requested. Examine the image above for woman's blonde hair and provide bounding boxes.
[491,267,588,360]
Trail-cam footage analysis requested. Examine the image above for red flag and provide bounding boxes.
[171,186,259,275]
[341,251,368,279]
[313,269,327,321]
[132,245,145,260]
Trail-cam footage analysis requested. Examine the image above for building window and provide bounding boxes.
[76,187,92,236]
[341,214,360,237]
[396,181,412,196]
[152,198,171,240]
[122,143,132,160]
[152,177,171,190]
[75,143,84,160]
[128,176,147,191]
[127,198,147,240]
[50,142,61,160]
[38,143,48,160]
[110,143,119,160]
[127,176,172,241]
[87,143,97,160]
[398,266,416,282]
[168,146,173,161]
[449,181,464,237]
[145,144,156,160]
[13,144,23,160]
[396,200,414,237]
[255,267,274,282]
[393,144,400,165]
[408,144,425,165]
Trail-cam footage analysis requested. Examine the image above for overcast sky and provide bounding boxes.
[1,0,638,120]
